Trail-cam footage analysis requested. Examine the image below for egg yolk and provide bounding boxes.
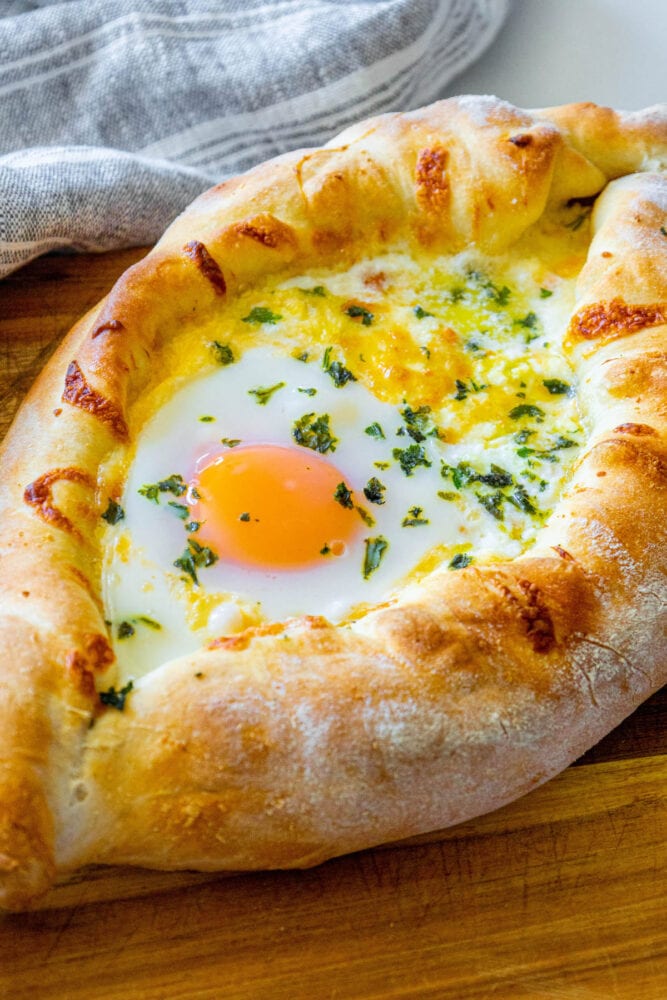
[190,444,361,570]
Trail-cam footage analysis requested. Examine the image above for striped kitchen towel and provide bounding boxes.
[0,0,510,277]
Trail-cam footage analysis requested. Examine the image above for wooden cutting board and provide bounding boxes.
[1,249,666,999]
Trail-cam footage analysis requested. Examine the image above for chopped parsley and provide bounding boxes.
[293,412,338,453]
[344,304,374,326]
[174,538,219,585]
[239,512,251,522]
[137,483,160,504]
[117,621,135,640]
[392,443,431,476]
[542,378,572,395]
[402,506,429,526]
[507,484,537,515]
[414,305,434,319]
[199,415,215,422]
[509,403,545,422]
[365,422,385,439]
[476,491,505,521]
[486,281,511,306]
[323,347,357,387]
[517,435,577,461]
[454,378,486,401]
[248,381,285,405]
[467,271,511,307]
[334,482,354,509]
[168,501,190,520]
[211,341,235,366]
[298,387,317,396]
[363,536,388,579]
[400,404,441,442]
[242,306,282,325]
[99,680,134,711]
[220,437,241,447]
[355,505,375,527]
[515,311,538,329]
[449,553,473,570]
[301,285,326,297]
[540,288,553,298]
[363,477,386,505]
[138,474,187,504]
[441,459,540,524]
[134,616,162,631]
[101,499,124,524]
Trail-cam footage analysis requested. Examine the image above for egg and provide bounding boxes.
[102,247,586,678]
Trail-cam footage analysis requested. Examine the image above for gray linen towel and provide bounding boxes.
[0,0,510,277]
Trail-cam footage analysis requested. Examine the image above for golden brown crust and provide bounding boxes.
[1,96,667,909]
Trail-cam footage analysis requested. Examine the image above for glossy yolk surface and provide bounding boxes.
[190,444,361,570]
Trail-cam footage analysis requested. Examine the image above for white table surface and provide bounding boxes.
[444,0,665,110]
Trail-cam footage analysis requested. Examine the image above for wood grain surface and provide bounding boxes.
[1,250,666,999]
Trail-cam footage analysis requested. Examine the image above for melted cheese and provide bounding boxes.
[102,241,588,679]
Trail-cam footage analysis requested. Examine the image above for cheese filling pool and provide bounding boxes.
[102,243,587,679]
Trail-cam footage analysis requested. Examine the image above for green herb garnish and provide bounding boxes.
[293,413,338,454]
[402,506,429,526]
[168,501,190,520]
[117,621,135,640]
[322,346,357,387]
[506,485,537,515]
[137,483,159,504]
[211,341,235,366]
[540,288,553,298]
[365,422,385,439]
[515,311,538,329]
[414,305,434,319]
[99,680,134,711]
[392,443,431,477]
[101,499,124,524]
[542,378,572,395]
[509,404,545,422]
[449,553,473,570]
[363,536,388,579]
[242,306,282,325]
[298,387,317,396]
[363,477,386,505]
[220,437,241,447]
[476,491,505,521]
[158,474,187,497]
[302,285,326,297]
[334,482,354,509]
[400,404,441,442]
[344,304,374,326]
[248,381,286,405]
[453,378,486,401]
[174,538,219,585]
[355,506,375,527]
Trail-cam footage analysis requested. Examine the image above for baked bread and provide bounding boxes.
[1,96,666,911]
